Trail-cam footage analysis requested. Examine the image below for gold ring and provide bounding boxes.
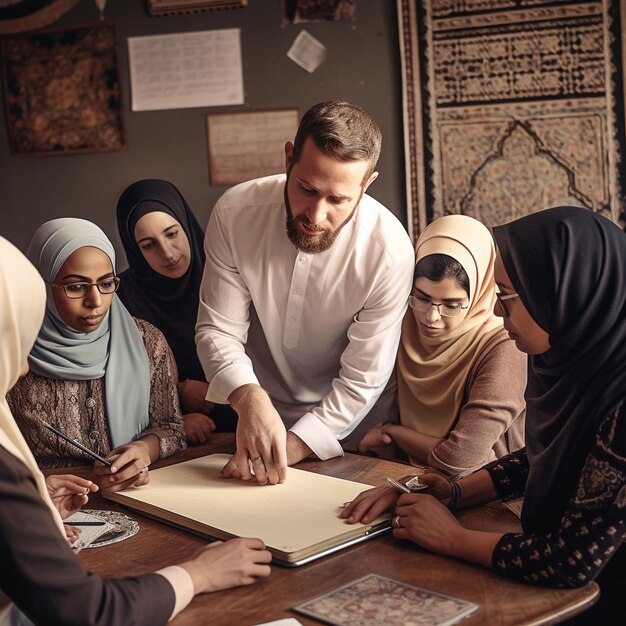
[392,515,401,528]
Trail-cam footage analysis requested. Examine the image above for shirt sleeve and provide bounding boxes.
[0,447,175,626]
[195,195,414,460]
[491,405,626,587]
[137,320,187,459]
[155,566,194,621]
[428,335,527,478]
[483,448,530,501]
[292,246,415,459]
[195,203,260,404]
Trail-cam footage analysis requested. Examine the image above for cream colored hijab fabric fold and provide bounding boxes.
[0,236,65,536]
[397,215,503,437]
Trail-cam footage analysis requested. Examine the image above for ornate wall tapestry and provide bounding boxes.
[398,0,626,238]
[1,22,126,156]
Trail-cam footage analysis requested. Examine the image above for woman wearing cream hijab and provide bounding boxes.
[356,215,526,477]
[0,236,270,626]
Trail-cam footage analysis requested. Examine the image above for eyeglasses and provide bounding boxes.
[48,277,120,299]
[408,294,469,318]
[495,291,520,317]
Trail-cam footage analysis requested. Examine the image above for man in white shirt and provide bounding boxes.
[196,100,414,485]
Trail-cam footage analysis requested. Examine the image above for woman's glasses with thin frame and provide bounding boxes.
[495,291,520,317]
[408,294,469,318]
[48,277,120,299]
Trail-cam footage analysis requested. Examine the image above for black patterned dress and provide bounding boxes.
[484,403,626,623]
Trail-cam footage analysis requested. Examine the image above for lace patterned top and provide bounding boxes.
[7,319,186,468]
[485,403,626,588]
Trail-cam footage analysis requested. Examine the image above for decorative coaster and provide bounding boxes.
[294,573,479,626]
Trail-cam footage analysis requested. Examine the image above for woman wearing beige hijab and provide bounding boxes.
[356,215,526,478]
[0,236,271,626]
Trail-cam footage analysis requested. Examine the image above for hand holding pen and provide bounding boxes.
[42,420,154,493]
[92,437,157,493]
[341,475,428,525]
[45,474,99,518]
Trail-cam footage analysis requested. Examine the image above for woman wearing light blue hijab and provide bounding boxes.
[8,218,186,491]
[0,234,271,626]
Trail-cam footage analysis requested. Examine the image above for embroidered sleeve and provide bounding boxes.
[7,375,112,469]
[136,319,186,459]
[492,405,626,587]
[483,448,529,502]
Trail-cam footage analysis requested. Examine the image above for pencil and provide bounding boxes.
[64,521,107,526]
[42,421,113,467]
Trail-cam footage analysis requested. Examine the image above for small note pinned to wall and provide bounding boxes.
[287,30,326,73]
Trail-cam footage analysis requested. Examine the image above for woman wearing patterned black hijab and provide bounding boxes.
[347,207,626,624]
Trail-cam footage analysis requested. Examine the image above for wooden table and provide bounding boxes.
[53,435,599,625]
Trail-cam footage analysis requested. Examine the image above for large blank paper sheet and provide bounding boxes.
[106,454,388,562]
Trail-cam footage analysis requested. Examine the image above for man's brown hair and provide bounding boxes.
[291,100,382,182]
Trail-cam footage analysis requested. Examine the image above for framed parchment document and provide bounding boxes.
[127,29,244,112]
[206,108,299,185]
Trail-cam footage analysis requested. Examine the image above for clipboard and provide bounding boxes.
[104,454,391,566]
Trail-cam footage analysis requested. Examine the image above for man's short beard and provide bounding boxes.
[284,182,360,254]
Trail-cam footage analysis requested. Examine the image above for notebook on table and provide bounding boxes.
[104,453,390,566]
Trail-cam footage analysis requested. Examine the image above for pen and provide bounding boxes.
[64,521,107,526]
[383,476,411,493]
[42,421,113,467]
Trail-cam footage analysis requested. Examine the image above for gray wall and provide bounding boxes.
[0,0,406,262]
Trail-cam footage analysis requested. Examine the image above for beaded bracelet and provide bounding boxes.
[447,480,462,513]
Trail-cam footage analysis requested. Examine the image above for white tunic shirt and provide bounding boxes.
[196,174,414,459]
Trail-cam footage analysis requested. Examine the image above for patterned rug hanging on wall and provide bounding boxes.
[398,0,626,238]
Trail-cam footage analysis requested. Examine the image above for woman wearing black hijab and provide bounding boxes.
[344,207,625,623]
[117,180,234,444]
